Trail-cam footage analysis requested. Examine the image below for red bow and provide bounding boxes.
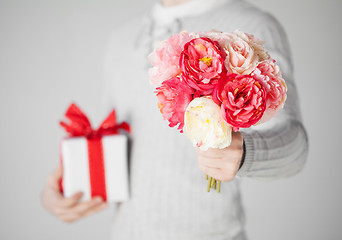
[60,103,130,138]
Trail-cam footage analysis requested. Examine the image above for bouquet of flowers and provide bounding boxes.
[148,30,287,192]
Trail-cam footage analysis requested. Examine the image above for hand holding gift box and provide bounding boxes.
[60,103,130,202]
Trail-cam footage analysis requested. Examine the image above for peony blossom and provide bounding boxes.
[213,73,267,131]
[183,96,232,151]
[155,76,194,131]
[147,29,288,194]
[251,59,287,123]
[180,37,226,94]
[148,32,196,87]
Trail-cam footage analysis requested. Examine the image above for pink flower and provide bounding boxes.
[200,30,234,49]
[251,60,287,123]
[236,31,270,61]
[180,37,226,94]
[225,30,269,75]
[155,76,194,131]
[148,32,196,87]
[213,73,267,131]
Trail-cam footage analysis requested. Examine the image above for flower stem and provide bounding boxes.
[206,175,222,193]
[210,177,215,188]
[207,176,212,192]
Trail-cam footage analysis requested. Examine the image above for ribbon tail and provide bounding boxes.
[60,103,93,136]
[98,110,131,135]
[99,110,117,130]
[117,122,131,133]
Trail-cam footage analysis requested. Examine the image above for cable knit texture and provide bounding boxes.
[102,0,308,239]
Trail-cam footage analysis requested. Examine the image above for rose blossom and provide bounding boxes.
[180,37,226,94]
[251,59,287,123]
[213,73,267,131]
[155,76,194,131]
[224,30,269,75]
[234,30,270,61]
[148,32,196,87]
[183,96,232,151]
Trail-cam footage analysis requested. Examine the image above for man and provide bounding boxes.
[41,0,308,239]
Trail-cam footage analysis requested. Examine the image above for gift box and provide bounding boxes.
[59,103,130,202]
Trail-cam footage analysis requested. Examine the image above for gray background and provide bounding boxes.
[1,0,341,239]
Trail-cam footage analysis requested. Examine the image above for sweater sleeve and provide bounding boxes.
[237,14,309,180]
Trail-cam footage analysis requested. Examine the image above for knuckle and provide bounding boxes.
[61,216,75,223]
[221,174,234,182]
[52,207,64,216]
[197,155,204,164]
[63,198,75,207]
[223,158,240,170]
[84,208,97,217]
[48,172,59,183]
[222,161,231,169]
[69,209,83,219]
[56,199,68,208]
[46,175,55,186]
[72,207,83,216]
[75,211,83,218]
[75,205,88,215]
[199,165,208,174]
[62,195,81,207]
[40,191,47,205]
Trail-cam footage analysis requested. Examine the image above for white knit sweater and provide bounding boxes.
[102,0,308,239]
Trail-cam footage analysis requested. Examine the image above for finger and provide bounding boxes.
[82,202,107,218]
[58,211,82,223]
[197,147,224,158]
[51,163,63,180]
[69,197,104,216]
[47,164,63,189]
[59,214,79,223]
[55,196,102,216]
[59,202,107,223]
[57,192,84,208]
[201,165,235,182]
[198,155,223,168]
[199,165,221,180]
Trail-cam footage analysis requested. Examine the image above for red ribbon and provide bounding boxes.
[60,103,130,138]
[60,103,130,201]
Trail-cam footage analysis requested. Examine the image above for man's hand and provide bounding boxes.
[197,132,244,182]
[41,164,107,223]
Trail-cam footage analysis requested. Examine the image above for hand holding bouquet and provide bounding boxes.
[148,30,287,192]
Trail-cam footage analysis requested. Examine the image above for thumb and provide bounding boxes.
[53,163,63,179]
[47,163,63,188]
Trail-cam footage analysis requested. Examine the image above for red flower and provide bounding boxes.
[213,73,267,131]
[155,77,194,131]
[180,37,226,94]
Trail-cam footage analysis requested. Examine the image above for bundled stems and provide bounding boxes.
[206,175,221,193]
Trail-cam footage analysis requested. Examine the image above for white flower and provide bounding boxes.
[183,96,232,151]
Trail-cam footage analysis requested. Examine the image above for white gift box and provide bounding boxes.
[61,134,129,202]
